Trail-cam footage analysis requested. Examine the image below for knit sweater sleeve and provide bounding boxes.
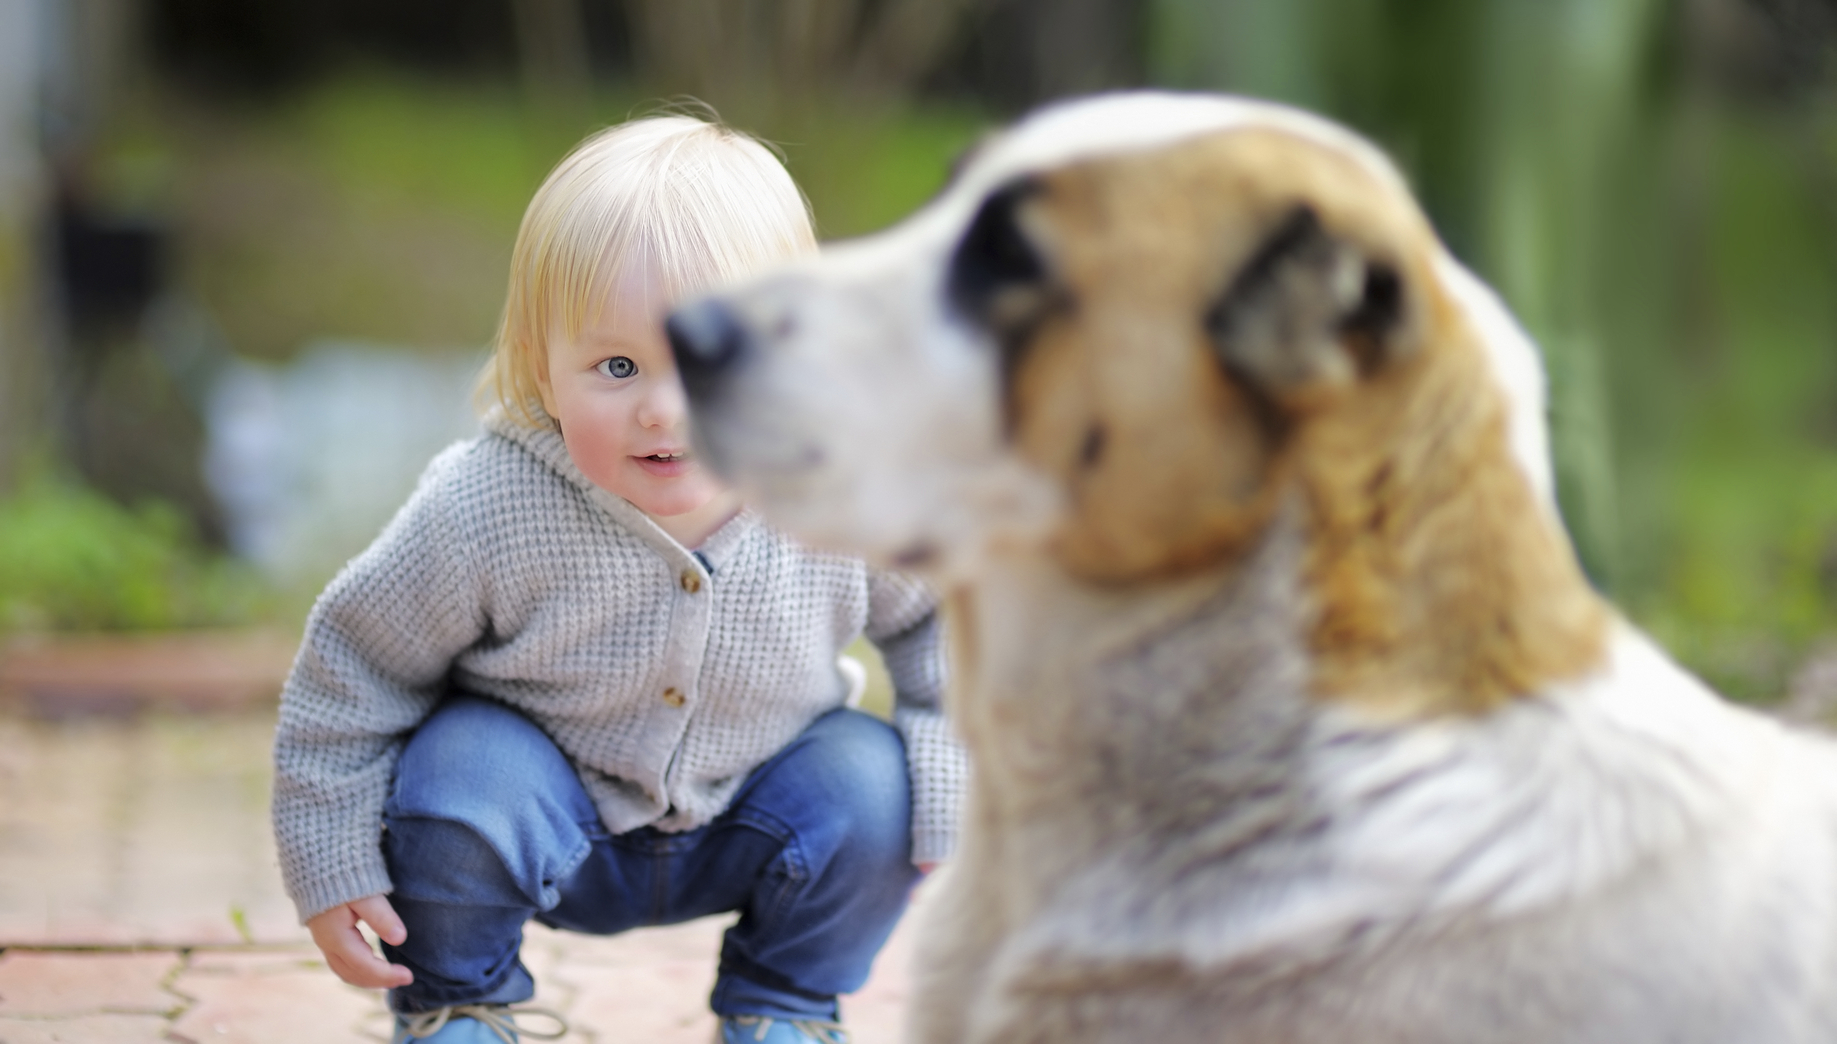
[865,570,966,866]
[271,445,487,922]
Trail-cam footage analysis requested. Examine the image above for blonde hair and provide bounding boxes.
[483,113,817,427]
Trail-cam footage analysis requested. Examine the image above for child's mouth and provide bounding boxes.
[635,451,693,476]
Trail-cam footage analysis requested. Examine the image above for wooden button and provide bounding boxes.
[680,569,702,594]
[662,687,686,707]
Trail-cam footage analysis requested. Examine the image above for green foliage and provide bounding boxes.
[139,74,579,359]
[779,103,989,239]
[0,471,274,633]
[128,73,989,362]
[1617,103,1837,702]
[293,74,571,235]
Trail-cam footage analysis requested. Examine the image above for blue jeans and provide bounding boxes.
[380,695,919,1019]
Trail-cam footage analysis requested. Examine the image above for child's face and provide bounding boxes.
[538,266,729,519]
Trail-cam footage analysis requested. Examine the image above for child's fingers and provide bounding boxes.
[325,930,414,989]
[307,899,414,989]
[352,893,409,946]
[355,952,414,989]
[329,953,413,989]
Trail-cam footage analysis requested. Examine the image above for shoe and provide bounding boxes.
[717,1014,851,1044]
[393,1003,568,1043]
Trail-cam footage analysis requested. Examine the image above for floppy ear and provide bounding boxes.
[948,177,1054,340]
[1206,204,1412,399]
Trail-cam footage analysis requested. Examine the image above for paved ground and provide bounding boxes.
[0,635,922,1043]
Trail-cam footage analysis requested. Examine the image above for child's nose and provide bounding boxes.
[635,373,689,431]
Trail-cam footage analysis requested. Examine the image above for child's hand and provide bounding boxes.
[306,894,414,989]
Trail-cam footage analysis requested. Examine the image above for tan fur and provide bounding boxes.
[1006,128,1607,716]
[945,584,981,690]
[1295,298,1610,716]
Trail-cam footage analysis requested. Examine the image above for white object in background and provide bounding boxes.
[839,654,868,709]
[204,341,486,584]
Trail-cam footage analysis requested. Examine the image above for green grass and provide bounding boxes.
[0,468,276,633]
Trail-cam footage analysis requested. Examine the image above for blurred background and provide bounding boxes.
[1,0,1836,701]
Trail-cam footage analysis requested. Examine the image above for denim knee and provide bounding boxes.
[737,709,914,869]
[386,695,597,910]
[384,816,528,908]
[812,711,911,836]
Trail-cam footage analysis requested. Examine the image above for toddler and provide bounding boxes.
[272,115,964,1044]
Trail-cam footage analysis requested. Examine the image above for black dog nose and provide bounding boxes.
[667,299,751,400]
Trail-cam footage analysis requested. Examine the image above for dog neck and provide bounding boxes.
[948,507,1319,834]
[950,523,1779,975]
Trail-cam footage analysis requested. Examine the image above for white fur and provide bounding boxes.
[681,91,1837,1043]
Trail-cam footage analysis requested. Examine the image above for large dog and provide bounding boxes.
[667,92,1837,1044]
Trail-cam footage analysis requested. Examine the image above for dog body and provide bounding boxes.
[919,550,1837,1044]
[669,93,1837,1043]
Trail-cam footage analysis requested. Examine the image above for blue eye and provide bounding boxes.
[596,356,637,379]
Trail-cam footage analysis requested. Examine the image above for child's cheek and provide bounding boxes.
[558,398,634,494]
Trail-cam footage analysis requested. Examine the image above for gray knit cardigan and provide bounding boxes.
[272,412,965,922]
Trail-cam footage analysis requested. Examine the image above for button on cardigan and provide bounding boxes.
[271,411,966,923]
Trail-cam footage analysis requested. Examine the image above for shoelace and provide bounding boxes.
[397,1003,568,1043]
[729,1015,850,1044]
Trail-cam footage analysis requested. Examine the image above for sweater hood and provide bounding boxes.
[480,406,757,566]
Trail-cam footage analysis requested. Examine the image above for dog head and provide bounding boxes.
[671,92,1605,713]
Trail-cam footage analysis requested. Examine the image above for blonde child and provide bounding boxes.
[272,115,963,1044]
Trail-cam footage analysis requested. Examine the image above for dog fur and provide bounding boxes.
[668,92,1837,1044]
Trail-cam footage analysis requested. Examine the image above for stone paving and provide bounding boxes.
[0,636,923,1043]
[0,911,920,1043]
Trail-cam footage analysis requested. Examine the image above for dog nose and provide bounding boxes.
[667,299,751,400]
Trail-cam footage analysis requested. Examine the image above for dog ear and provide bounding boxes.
[948,178,1057,343]
[1206,204,1411,398]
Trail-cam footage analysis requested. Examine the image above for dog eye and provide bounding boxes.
[595,356,637,379]
[948,178,1048,328]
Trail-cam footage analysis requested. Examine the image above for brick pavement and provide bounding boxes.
[0,642,924,1044]
[0,912,921,1043]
